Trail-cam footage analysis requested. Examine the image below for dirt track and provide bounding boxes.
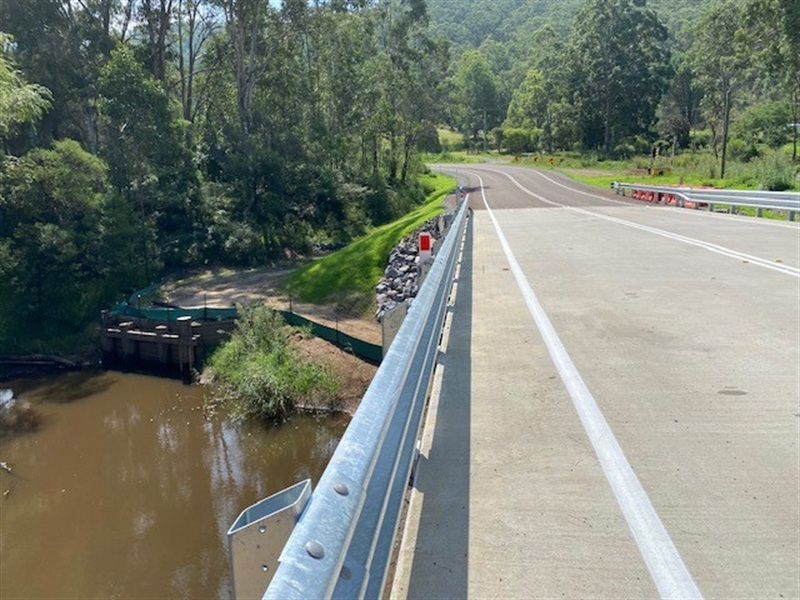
[161,267,382,345]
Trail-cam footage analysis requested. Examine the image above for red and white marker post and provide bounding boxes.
[418,232,432,262]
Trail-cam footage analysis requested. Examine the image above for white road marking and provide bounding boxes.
[489,165,799,228]
[471,172,703,600]
[480,167,800,278]
[527,167,800,231]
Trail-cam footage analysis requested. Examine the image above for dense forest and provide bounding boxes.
[430,0,798,162]
[0,0,448,351]
[1,0,798,353]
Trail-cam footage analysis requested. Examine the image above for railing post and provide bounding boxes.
[228,480,312,600]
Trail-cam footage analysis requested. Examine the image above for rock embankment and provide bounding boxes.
[375,217,444,322]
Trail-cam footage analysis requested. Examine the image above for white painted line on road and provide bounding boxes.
[528,168,800,231]
[474,164,798,231]
[486,168,800,278]
[472,172,703,600]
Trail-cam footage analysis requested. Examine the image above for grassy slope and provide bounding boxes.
[286,172,456,312]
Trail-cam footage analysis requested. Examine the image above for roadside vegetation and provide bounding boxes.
[286,172,455,312]
[208,171,454,422]
[207,305,340,423]
[0,1,449,356]
[429,132,798,192]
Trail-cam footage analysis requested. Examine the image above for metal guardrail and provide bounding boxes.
[228,193,470,600]
[612,182,800,221]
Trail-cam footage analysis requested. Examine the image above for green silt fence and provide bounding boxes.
[109,289,382,364]
[277,311,382,364]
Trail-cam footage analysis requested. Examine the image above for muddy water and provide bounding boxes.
[0,371,348,599]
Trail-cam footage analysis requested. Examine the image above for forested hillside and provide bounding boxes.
[427,0,709,48]
[0,0,447,352]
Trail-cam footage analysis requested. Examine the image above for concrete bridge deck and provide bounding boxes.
[391,166,799,599]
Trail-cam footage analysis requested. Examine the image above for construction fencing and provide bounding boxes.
[108,288,382,365]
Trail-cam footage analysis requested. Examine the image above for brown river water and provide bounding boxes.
[0,371,348,599]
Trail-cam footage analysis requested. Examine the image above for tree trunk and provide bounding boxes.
[84,107,99,155]
[603,92,613,153]
[400,132,413,185]
[372,135,379,180]
[545,98,553,153]
[142,0,172,82]
[720,88,731,179]
[791,86,798,162]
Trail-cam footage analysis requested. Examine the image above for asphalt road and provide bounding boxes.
[391,164,800,599]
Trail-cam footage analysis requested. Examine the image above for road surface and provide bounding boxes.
[391,165,800,599]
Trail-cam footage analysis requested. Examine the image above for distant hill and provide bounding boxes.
[427,0,712,50]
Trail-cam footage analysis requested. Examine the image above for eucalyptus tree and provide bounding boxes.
[690,0,746,178]
[98,45,199,275]
[213,0,290,146]
[0,140,111,337]
[0,34,52,145]
[0,0,112,150]
[657,56,702,149]
[502,24,576,153]
[566,0,671,153]
[370,0,447,182]
[139,0,174,82]
[175,0,216,122]
[454,49,502,152]
[742,0,800,161]
[503,68,546,152]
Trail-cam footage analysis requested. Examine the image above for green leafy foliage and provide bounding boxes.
[208,305,340,422]
[453,50,503,150]
[0,140,118,350]
[0,1,451,352]
[0,33,51,141]
[567,0,671,152]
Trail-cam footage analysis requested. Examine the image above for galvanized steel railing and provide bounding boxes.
[229,193,469,600]
[612,182,800,221]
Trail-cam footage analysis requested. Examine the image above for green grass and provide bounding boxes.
[419,150,483,164]
[564,170,700,190]
[438,128,464,147]
[285,172,456,313]
[503,149,799,191]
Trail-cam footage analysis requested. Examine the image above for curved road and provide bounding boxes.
[391,164,799,599]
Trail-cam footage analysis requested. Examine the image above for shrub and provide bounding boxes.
[690,130,711,150]
[502,127,536,154]
[753,151,797,191]
[727,138,760,163]
[613,143,636,159]
[208,305,340,422]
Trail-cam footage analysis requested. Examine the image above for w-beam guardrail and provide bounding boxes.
[227,194,470,600]
[612,182,800,221]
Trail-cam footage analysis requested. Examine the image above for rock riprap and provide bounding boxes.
[375,217,444,322]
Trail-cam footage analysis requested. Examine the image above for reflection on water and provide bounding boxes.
[0,371,348,599]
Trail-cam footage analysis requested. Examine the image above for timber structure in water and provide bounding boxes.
[100,312,234,382]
